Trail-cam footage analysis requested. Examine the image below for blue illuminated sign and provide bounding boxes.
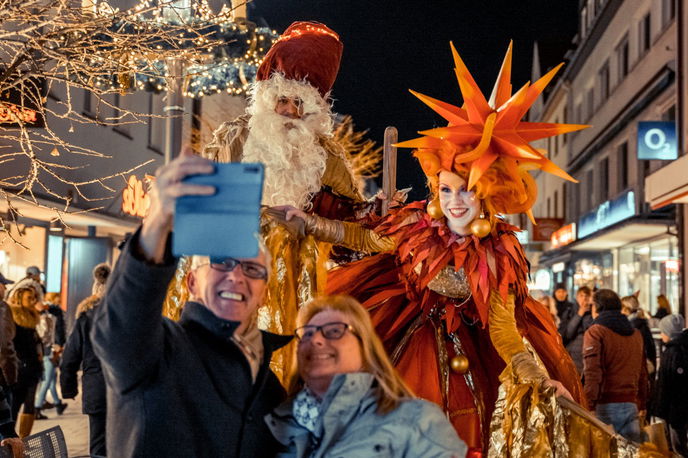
[637,121,677,160]
[578,190,636,238]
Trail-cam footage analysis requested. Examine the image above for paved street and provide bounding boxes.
[29,390,89,457]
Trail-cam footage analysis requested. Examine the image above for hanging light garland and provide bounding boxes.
[85,0,278,97]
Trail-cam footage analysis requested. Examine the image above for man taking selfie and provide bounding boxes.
[92,151,291,457]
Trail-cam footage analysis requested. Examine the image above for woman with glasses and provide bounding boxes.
[266,295,466,457]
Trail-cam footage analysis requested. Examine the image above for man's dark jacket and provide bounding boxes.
[558,302,593,375]
[91,232,291,457]
[651,329,688,428]
[61,306,105,414]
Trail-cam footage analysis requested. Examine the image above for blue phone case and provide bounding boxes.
[172,163,264,259]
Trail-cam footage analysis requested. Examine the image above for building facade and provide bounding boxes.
[529,0,680,315]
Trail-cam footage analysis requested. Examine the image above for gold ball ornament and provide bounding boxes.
[450,355,469,374]
[470,217,491,238]
[427,199,444,220]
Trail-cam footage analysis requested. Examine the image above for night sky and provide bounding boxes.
[249,0,579,200]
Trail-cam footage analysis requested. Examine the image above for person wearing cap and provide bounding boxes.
[553,283,574,321]
[91,148,291,457]
[652,314,687,456]
[189,21,368,380]
[4,266,44,304]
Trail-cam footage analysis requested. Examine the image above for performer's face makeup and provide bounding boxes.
[187,251,267,333]
[297,309,363,397]
[438,170,479,235]
[275,96,303,119]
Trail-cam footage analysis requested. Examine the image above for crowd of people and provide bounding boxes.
[540,284,688,455]
[1,19,687,458]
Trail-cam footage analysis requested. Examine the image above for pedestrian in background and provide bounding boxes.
[651,314,687,456]
[33,292,67,419]
[559,286,593,375]
[653,294,671,320]
[61,263,111,457]
[0,274,22,457]
[583,289,647,443]
[621,295,657,375]
[7,286,43,438]
[0,385,23,458]
[553,283,574,322]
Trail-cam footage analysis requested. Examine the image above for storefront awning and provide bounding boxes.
[645,154,688,209]
[570,222,672,250]
[1,194,138,236]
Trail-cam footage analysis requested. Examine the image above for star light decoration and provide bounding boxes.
[396,42,589,223]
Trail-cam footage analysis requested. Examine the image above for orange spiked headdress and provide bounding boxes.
[396,42,589,223]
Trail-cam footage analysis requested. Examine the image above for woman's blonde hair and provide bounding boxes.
[288,295,414,413]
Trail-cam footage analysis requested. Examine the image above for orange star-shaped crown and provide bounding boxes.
[396,42,589,222]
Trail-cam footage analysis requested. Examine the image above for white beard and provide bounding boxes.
[242,109,329,210]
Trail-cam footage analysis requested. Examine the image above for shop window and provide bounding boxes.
[554,190,559,218]
[586,88,595,120]
[148,92,165,154]
[638,13,651,56]
[661,0,676,28]
[598,61,610,102]
[618,142,628,191]
[586,169,594,211]
[547,198,551,218]
[113,93,132,138]
[661,105,676,122]
[615,34,629,82]
[598,157,609,202]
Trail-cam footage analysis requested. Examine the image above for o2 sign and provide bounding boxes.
[637,121,677,160]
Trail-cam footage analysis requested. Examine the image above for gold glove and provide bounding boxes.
[488,290,548,384]
[303,214,395,253]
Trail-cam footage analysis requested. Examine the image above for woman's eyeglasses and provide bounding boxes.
[294,322,357,342]
[205,257,268,280]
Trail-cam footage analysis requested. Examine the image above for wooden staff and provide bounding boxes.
[382,126,398,216]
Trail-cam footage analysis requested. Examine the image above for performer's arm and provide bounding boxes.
[488,291,547,384]
[303,214,396,253]
[267,205,396,253]
[488,291,573,399]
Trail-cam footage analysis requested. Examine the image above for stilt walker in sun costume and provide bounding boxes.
[281,42,593,455]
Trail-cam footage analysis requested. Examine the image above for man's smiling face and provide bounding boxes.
[187,251,268,331]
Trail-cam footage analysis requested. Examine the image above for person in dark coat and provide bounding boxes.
[7,286,43,438]
[558,286,593,375]
[553,283,574,322]
[651,315,687,456]
[91,151,291,458]
[621,295,657,373]
[60,263,111,457]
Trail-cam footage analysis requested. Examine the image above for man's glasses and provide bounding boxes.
[294,322,358,342]
[207,257,268,280]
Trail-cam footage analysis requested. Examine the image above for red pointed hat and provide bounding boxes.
[257,21,343,98]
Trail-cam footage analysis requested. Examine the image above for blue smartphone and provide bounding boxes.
[172,162,264,259]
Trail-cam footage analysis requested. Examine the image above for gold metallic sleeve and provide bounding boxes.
[303,214,396,253]
[488,290,548,384]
